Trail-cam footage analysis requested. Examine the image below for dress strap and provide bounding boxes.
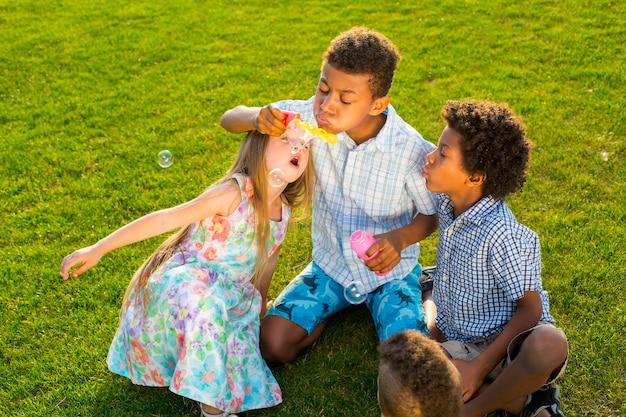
[230,173,254,201]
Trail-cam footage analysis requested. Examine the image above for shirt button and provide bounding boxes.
[447,228,453,236]
[442,275,448,282]
[444,252,450,259]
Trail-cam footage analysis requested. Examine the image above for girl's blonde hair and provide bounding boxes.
[122,130,314,311]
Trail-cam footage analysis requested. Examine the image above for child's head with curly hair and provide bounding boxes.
[323,27,400,99]
[378,330,462,417]
[440,100,532,200]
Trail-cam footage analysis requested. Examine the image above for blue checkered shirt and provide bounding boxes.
[433,194,555,343]
[276,97,438,292]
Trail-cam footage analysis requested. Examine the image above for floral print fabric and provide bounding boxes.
[107,174,288,413]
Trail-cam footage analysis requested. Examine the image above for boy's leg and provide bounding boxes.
[366,264,427,340]
[261,262,349,363]
[462,324,569,417]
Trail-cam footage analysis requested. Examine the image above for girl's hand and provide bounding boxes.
[60,245,103,280]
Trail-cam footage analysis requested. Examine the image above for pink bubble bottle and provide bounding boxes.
[350,230,389,276]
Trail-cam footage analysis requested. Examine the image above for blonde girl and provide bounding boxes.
[60,130,313,417]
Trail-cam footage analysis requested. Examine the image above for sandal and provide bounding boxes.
[199,403,238,417]
[519,383,564,417]
[484,411,515,417]
[420,265,436,292]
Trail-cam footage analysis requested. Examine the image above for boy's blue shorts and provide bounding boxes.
[266,261,427,340]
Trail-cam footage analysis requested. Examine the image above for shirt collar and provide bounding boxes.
[339,104,397,154]
[441,195,501,226]
[373,104,396,154]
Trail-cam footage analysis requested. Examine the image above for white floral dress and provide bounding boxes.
[107,174,287,413]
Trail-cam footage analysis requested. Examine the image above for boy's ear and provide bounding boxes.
[369,96,390,115]
[467,172,486,186]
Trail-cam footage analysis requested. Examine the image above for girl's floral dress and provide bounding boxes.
[107,174,287,413]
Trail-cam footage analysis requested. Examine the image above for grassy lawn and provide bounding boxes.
[1,0,624,416]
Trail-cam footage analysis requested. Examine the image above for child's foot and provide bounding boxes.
[199,403,238,417]
[484,411,516,417]
[519,383,564,417]
[420,265,436,291]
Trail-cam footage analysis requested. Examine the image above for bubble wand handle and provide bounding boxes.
[282,110,300,126]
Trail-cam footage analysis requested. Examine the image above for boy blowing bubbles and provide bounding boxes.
[222,27,438,363]
[422,100,568,417]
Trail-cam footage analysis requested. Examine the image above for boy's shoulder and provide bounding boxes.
[378,104,435,152]
[473,199,539,246]
[274,98,315,125]
[274,97,313,112]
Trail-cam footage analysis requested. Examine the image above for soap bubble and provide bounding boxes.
[285,119,313,154]
[158,150,173,168]
[268,168,286,188]
[344,281,367,305]
[288,136,310,154]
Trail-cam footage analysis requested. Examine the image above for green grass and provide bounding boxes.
[1,0,624,416]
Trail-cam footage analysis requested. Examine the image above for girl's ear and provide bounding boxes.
[370,96,390,116]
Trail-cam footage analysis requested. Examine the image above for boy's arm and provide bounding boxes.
[221,104,287,137]
[420,285,446,342]
[366,212,438,274]
[453,290,543,402]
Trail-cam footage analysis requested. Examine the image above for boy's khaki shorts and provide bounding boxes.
[440,322,568,384]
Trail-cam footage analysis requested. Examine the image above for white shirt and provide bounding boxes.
[276,97,437,292]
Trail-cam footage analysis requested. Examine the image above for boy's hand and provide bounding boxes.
[60,246,103,280]
[451,358,489,402]
[364,233,402,275]
[428,325,446,342]
[255,104,287,137]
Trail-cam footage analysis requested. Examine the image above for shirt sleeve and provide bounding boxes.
[405,144,438,216]
[491,223,542,301]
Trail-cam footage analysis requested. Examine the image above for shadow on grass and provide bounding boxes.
[247,304,381,417]
[46,305,381,417]
[52,381,196,417]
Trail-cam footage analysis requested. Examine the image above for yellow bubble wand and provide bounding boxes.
[283,111,337,153]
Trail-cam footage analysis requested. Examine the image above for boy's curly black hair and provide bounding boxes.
[442,100,532,200]
[378,330,462,417]
[323,27,400,99]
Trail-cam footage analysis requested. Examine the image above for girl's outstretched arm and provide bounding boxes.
[60,180,241,280]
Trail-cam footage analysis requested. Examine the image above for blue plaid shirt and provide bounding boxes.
[276,97,438,292]
[433,194,554,343]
